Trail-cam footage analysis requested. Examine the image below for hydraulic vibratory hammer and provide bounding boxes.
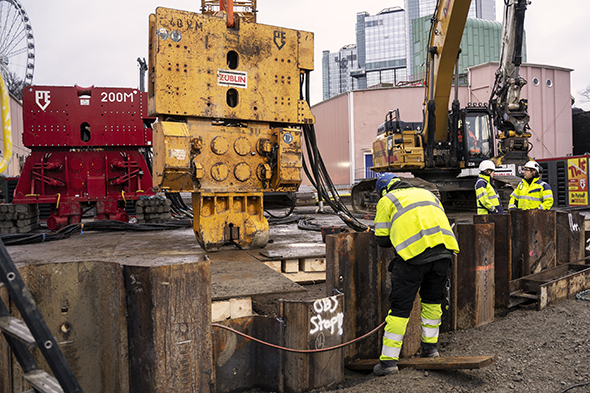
[148,4,314,251]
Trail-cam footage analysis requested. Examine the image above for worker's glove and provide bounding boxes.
[494,205,505,215]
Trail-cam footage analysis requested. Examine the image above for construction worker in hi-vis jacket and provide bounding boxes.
[508,161,553,211]
[475,160,504,215]
[372,173,459,376]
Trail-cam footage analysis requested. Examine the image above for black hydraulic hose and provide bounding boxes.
[301,124,369,232]
[0,219,193,246]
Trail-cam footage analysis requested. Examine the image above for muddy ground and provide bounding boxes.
[310,298,590,393]
[252,294,590,393]
[250,208,590,393]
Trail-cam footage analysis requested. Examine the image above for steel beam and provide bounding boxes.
[455,223,495,330]
[124,260,212,393]
[511,210,556,278]
[474,214,512,308]
[212,316,282,393]
[556,211,584,265]
[325,232,421,361]
[280,295,344,393]
[2,262,126,393]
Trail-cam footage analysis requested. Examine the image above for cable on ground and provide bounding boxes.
[576,289,590,301]
[0,219,192,246]
[211,321,385,353]
[558,381,590,393]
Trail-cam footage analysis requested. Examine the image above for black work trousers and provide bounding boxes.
[388,257,451,318]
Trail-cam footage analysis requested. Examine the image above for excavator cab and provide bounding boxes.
[460,105,494,168]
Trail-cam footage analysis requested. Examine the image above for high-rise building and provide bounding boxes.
[322,0,502,101]
[322,44,358,101]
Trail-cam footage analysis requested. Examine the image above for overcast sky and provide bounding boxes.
[18,0,590,109]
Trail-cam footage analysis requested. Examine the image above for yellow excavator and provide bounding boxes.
[351,0,531,214]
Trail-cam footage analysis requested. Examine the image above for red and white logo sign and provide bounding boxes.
[217,69,247,89]
[35,90,51,111]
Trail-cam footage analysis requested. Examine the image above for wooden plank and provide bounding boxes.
[211,301,231,322]
[299,257,326,272]
[262,261,281,273]
[281,271,325,284]
[345,356,496,372]
[230,298,252,319]
[125,260,213,393]
[282,259,299,273]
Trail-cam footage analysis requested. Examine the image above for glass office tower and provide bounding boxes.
[322,0,499,101]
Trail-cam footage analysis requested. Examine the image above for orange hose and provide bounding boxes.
[211,321,386,353]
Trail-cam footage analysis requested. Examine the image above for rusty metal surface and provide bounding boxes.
[511,210,556,279]
[474,214,512,308]
[4,262,127,393]
[325,232,382,362]
[509,263,590,310]
[212,316,282,393]
[280,295,344,393]
[125,260,212,393]
[325,233,422,362]
[455,224,495,330]
[556,212,584,265]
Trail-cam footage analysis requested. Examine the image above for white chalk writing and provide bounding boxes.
[310,295,343,336]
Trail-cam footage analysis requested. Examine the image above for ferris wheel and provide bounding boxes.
[0,0,34,95]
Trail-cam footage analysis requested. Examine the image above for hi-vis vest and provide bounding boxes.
[374,187,459,261]
[508,178,554,210]
[475,174,501,214]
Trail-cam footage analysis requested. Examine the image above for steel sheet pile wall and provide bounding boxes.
[280,295,344,392]
[212,316,282,392]
[325,232,422,360]
[511,210,556,278]
[454,223,495,330]
[474,214,512,308]
[124,261,212,393]
[0,262,128,393]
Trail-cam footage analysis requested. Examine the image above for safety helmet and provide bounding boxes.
[479,160,495,172]
[524,160,542,174]
[376,173,400,197]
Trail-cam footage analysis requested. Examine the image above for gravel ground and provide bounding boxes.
[308,298,590,393]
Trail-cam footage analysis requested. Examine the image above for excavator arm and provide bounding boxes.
[423,0,472,167]
[490,0,531,165]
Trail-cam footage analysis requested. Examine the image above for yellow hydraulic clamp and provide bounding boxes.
[148,4,314,251]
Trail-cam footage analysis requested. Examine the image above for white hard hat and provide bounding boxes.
[524,160,542,173]
[479,160,495,172]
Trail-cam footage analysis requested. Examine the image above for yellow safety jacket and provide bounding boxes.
[475,174,501,214]
[374,187,459,261]
[508,177,554,210]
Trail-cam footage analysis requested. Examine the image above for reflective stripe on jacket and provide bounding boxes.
[374,187,459,261]
[475,174,501,214]
[508,178,553,210]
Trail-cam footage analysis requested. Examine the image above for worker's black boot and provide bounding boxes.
[420,342,440,358]
[373,360,399,376]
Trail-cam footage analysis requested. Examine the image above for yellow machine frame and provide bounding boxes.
[149,6,314,250]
